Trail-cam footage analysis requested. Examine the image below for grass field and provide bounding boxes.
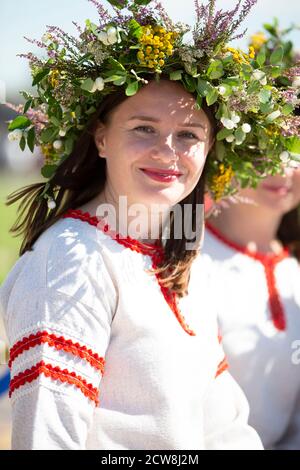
[0,171,40,285]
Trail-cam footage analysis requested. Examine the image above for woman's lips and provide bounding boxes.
[261,184,292,196]
[140,167,183,183]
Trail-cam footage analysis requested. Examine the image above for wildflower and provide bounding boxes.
[59,129,66,137]
[225,134,235,143]
[221,112,241,130]
[98,26,118,45]
[242,123,251,133]
[91,76,105,92]
[8,129,23,142]
[292,76,300,88]
[53,140,63,150]
[279,151,290,163]
[47,198,56,210]
[137,24,177,69]
[49,69,60,87]
[249,32,267,51]
[218,86,227,96]
[210,164,234,201]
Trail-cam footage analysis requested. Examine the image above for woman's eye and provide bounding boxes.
[178,131,199,140]
[134,126,155,134]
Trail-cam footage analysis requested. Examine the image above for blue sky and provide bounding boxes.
[1,0,300,100]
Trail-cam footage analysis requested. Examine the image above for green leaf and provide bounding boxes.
[107,58,126,71]
[20,136,26,151]
[222,76,239,86]
[81,78,95,92]
[258,89,272,104]
[106,0,128,9]
[49,116,61,127]
[8,116,31,131]
[215,141,226,161]
[194,94,203,110]
[32,68,50,86]
[41,164,57,179]
[183,75,196,92]
[234,127,246,143]
[286,136,300,154]
[104,74,126,83]
[113,76,127,86]
[206,88,218,106]
[64,138,74,156]
[207,60,224,80]
[270,46,284,65]
[125,81,139,96]
[169,70,183,81]
[260,102,274,114]
[196,78,211,97]
[40,127,58,143]
[27,127,35,153]
[134,0,152,5]
[282,103,294,116]
[263,23,277,37]
[256,47,266,67]
[216,128,233,141]
[24,99,32,114]
[128,19,143,39]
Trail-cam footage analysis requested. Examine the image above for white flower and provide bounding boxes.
[221,117,235,130]
[231,113,240,124]
[47,198,56,210]
[292,76,300,88]
[59,129,66,137]
[106,26,118,44]
[266,110,281,122]
[53,139,63,150]
[242,123,251,133]
[218,86,227,96]
[253,70,265,81]
[98,31,110,46]
[98,27,118,46]
[225,134,235,143]
[279,151,290,163]
[91,76,105,93]
[260,76,267,86]
[42,33,52,42]
[8,129,23,142]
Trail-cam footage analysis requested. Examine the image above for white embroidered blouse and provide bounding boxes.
[0,209,262,450]
[200,223,300,450]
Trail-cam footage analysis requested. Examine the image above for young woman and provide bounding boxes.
[201,167,300,449]
[0,0,296,450]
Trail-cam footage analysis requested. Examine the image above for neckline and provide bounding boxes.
[205,221,290,266]
[62,208,164,259]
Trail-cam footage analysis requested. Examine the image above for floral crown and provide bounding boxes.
[7,0,300,207]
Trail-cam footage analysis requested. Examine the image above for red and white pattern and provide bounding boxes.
[8,329,105,405]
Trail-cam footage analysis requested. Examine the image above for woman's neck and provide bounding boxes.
[208,202,283,254]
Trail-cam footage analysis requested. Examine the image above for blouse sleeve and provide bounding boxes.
[203,359,263,449]
[275,390,300,450]
[0,227,116,450]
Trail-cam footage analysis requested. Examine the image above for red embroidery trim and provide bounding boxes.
[62,209,196,336]
[9,331,105,373]
[206,222,289,331]
[215,356,228,378]
[9,360,99,405]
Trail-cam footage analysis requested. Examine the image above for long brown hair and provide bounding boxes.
[277,206,300,261]
[6,80,216,297]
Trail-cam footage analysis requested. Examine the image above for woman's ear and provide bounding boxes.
[94,121,107,158]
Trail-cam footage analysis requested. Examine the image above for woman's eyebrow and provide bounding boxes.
[128,115,206,130]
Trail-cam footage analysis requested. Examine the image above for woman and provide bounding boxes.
[201,167,300,449]
[0,0,295,450]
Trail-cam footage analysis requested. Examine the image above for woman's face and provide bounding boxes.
[94,79,212,210]
[239,167,300,215]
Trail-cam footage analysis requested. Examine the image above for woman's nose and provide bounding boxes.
[151,135,178,162]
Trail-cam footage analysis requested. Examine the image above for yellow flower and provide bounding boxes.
[49,69,60,88]
[250,32,267,51]
[137,24,177,69]
[210,164,234,201]
[248,46,255,59]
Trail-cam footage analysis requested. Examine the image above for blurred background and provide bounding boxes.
[0,0,299,450]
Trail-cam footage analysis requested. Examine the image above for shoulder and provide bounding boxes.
[0,216,117,344]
